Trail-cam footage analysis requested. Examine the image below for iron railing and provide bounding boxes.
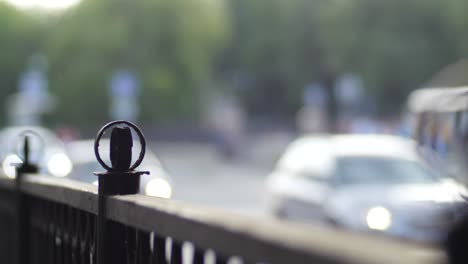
[0,121,447,264]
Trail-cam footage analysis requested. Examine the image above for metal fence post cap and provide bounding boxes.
[94,120,149,195]
[94,120,146,171]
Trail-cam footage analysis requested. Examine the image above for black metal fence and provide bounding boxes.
[0,121,447,264]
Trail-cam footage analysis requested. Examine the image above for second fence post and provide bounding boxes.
[94,121,149,264]
[15,134,39,264]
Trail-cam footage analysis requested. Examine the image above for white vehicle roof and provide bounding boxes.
[293,134,417,159]
[407,86,468,112]
[278,134,420,175]
[331,135,419,160]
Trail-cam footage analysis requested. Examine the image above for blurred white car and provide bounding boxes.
[0,126,73,178]
[66,139,173,199]
[266,134,466,243]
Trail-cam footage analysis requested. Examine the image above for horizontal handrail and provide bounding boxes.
[0,175,447,264]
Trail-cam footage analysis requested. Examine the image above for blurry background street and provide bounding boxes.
[151,132,292,217]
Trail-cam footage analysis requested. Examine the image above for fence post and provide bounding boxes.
[15,135,39,264]
[94,120,149,264]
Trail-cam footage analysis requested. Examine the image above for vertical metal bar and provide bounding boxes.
[151,235,166,264]
[16,174,28,263]
[56,204,64,264]
[98,217,128,264]
[31,198,49,264]
[137,231,151,264]
[69,207,78,264]
[126,227,137,264]
[81,212,92,264]
[16,182,30,264]
[193,248,205,264]
[82,212,91,264]
[170,240,182,264]
[54,203,60,264]
[63,206,71,264]
[47,202,56,264]
[97,194,105,264]
[215,254,229,264]
[30,199,40,264]
[29,199,38,264]
[77,211,86,264]
[15,135,39,264]
[0,190,15,264]
[40,200,49,264]
[90,214,97,264]
[39,202,46,264]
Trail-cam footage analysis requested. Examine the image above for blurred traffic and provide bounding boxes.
[0,126,72,178]
[266,134,466,243]
[2,0,468,257]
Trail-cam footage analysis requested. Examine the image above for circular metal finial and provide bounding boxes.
[94,120,146,171]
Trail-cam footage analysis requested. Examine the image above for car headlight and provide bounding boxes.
[47,153,73,177]
[2,154,22,178]
[366,206,392,231]
[145,178,172,198]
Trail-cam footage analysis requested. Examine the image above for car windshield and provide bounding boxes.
[336,156,439,185]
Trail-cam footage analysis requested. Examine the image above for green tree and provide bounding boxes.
[222,0,327,118]
[223,0,461,118]
[446,0,468,57]
[45,0,228,129]
[0,3,41,125]
[321,0,458,114]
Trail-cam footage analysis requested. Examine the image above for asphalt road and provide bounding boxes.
[151,133,292,217]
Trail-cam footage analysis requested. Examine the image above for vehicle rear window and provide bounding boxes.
[336,156,439,185]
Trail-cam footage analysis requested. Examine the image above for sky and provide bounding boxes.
[2,0,80,10]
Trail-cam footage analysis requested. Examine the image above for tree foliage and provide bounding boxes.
[45,0,227,127]
[1,0,468,127]
[321,0,459,114]
[221,0,328,117]
[0,2,40,125]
